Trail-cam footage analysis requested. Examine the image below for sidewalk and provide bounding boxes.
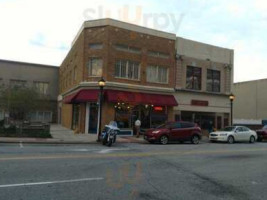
[0,124,145,144]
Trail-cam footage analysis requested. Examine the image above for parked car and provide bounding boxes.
[256,125,267,141]
[144,121,202,145]
[209,126,257,144]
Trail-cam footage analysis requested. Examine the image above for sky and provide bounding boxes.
[0,0,267,83]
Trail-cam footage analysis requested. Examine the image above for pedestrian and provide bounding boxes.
[208,121,213,134]
[135,119,141,138]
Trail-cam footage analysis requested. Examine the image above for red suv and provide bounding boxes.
[256,125,267,141]
[144,121,202,144]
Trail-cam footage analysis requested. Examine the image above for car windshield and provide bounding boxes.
[263,125,267,129]
[156,123,172,129]
[221,126,236,132]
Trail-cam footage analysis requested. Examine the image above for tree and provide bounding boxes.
[0,86,50,121]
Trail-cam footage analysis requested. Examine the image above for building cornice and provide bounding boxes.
[60,81,175,98]
[72,18,176,46]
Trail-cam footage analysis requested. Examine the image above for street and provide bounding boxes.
[0,141,267,200]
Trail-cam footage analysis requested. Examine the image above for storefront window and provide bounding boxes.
[151,106,167,128]
[115,108,131,129]
[114,104,168,130]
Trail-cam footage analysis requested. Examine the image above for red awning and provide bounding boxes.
[63,92,78,104]
[74,89,99,103]
[106,90,178,106]
[63,89,99,104]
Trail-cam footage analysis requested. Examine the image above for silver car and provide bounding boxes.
[209,126,257,144]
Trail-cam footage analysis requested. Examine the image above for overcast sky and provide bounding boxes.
[0,0,267,83]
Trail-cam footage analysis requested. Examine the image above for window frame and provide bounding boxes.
[89,43,103,50]
[146,65,169,84]
[207,69,221,93]
[88,58,103,77]
[33,81,49,95]
[148,50,170,59]
[10,79,27,88]
[114,44,141,54]
[186,66,202,90]
[115,60,140,81]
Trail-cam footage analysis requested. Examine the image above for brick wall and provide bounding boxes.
[59,31,85,94]
[61,103,72,129]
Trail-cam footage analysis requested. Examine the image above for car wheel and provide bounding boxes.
[227,136,234,144]
[159,135,168,145]
[249,136,255,143]
[191,135,200,144]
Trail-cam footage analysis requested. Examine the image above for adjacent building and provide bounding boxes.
[59,18,234,134]
[233,79,267,127]
[174,37,234,130]
[0,59,59,123]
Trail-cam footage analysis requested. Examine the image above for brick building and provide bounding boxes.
[59,19,178,135]
[59,18,234,134]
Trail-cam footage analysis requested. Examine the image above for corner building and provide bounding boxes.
[59,19,178,135]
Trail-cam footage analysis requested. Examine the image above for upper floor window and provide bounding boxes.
[207,69,220,93]
[34,82,49,95]
[147,65,168,84]
[89,43,103,50]
[186,66,202,90]
[115,60,140,80]
[114,44,141,54]
[10,79,27,88]
[148,51,169,59]
[88,58,103,77]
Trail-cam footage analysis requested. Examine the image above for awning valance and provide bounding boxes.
[106,90,178,106]
[63,89,178,106]
[63,89,99,104]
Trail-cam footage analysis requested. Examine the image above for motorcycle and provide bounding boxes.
[101,121,120,147]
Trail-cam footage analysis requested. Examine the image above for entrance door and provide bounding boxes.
[88,103,98,134]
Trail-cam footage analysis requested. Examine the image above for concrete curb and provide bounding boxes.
[0,137,145,145]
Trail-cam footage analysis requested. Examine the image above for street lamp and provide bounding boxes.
[229,93,235,126]
[97,77,106,142]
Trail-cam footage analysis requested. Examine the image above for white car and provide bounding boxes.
[209,126,257,144]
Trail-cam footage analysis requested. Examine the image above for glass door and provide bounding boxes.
[88,103,98,134]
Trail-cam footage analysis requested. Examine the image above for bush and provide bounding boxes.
[0,125,52,138]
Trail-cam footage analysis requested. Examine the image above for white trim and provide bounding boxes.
[61,81,174,97]
[85,103,90,134]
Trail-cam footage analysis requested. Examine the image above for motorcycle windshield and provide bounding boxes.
[109,121,118,128]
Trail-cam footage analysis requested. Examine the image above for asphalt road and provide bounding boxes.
[0,140,267,200]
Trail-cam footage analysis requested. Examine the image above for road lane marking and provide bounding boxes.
[0,177,104,188]
[98,148,131,154]
[19,142,23,148]
[70,148,130,153]
[0,147,267,161]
